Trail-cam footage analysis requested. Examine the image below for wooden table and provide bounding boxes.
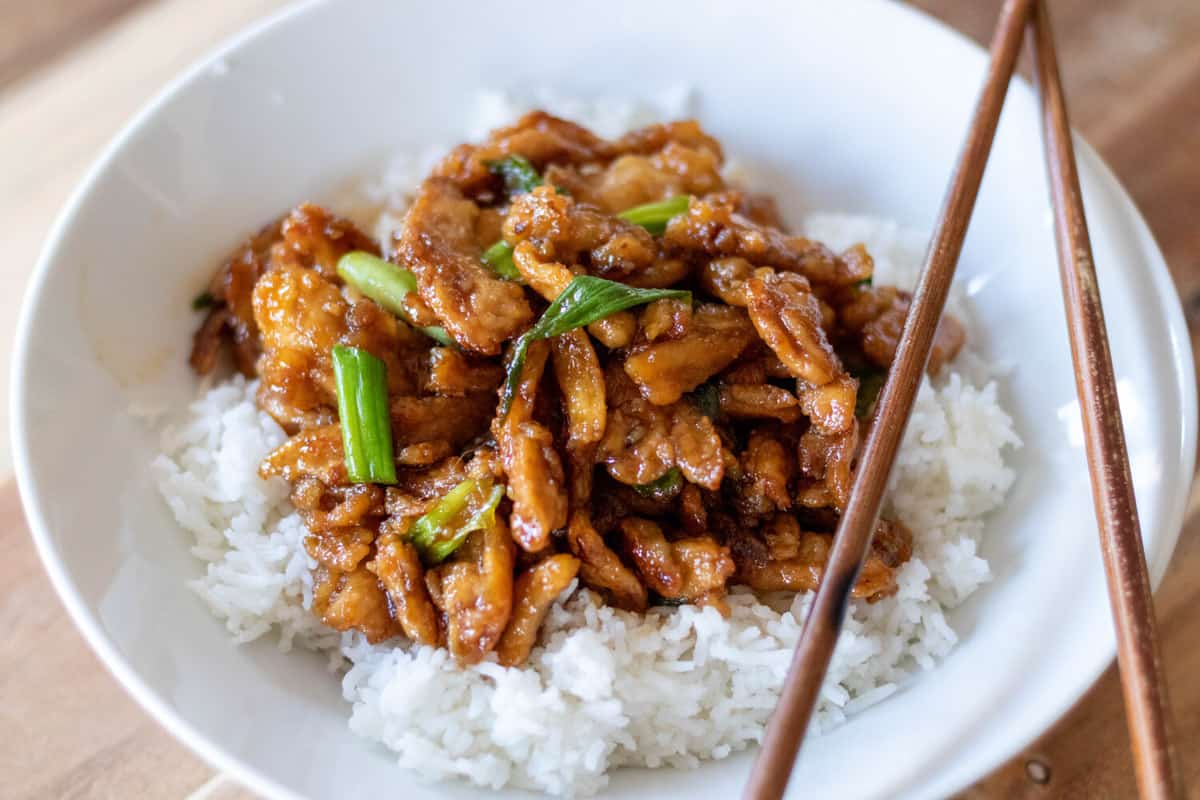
[0,1,1196,797]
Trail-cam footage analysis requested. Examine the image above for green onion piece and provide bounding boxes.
[500,276,691,415]
[332,345,398,485]
[336,251,454,346]
[649,592,689,607]
[690,382,721,419]
[408,478,505,563]
[854,369,887,418]
[486,155,544,195]
[617,195,691,236]
[191,291,215,311]
[633,467,683,499]
[856,276,873,289]
[481,240,523,281]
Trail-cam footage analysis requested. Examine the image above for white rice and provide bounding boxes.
[151,94,1020,797]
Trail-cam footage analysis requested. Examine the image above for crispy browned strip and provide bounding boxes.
[718,383,802,423]
[190,217,284,377]
[505,421,569,551]
[551,329,606,448]
[733,514,910,602]
[393,179,533,354]
[609,119,724,161]
[797,375,857,435]
[745,268,841,387]
[304,528,373,572]
[543,137,723,215]
[618,518,683,596]
[679,484,708,535]
[313,567,398,644]
[564,443,597,509]
[927,314,967,374]
[698,257,754,307]
[672,404,726,490]
[704,190,787,229]
[276,203,379,281]
[293,482,384,532]
[200,205,377,379]
[494,340,568,552]
[733,429,794,517]
[260,424,345,484]
[624,304,757,405]
[252,263,347,429]
[566,511,647,612]
[860,294,966,375]
[496,554,581,666]
[640,297,692,342]
[390,394,494,449]
[663,196,869,288]
[505,185,657,281]
[396,441,455,466]
[433,111,611,197]
[598,364,726,491]
[796,423,858,510]
[425,520,515,664]
[423,347,505,396]
[623,257,692,290]
[670,536,736,615]
[370,534,440,646]
[189,306,231,375]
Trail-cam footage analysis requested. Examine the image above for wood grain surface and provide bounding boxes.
[1029,3,1181,794]
[1,1,1197,798]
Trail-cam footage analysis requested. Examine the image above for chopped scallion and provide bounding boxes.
[332,345,397,485]
[487,155,543,195]
[336,251,453,346]
[690,382,721,419]
[408,478,505,563]
[633,467,683,499]
[616,195,691,236]
[481,240,522,281]
[191,291,215,311]
[854,369,887,418]
[500,276,690,415]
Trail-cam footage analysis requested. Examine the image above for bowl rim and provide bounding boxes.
[10,1,1197,798]
[11,2,324,798]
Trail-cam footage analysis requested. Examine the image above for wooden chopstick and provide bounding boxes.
[1027,3,1182,797]
[741,1,1036,797]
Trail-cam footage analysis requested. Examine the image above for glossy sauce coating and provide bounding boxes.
[189,112,966,665]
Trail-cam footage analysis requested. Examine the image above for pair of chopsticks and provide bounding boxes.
[743,1,1182,799]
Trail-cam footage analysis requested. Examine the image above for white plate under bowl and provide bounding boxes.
[12,1,1195,798]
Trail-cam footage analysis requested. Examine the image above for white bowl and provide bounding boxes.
[12,1,1195,798]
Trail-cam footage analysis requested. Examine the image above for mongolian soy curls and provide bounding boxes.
[188,112,948,666]
[499,276,691,415]
[480,194,692,281]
